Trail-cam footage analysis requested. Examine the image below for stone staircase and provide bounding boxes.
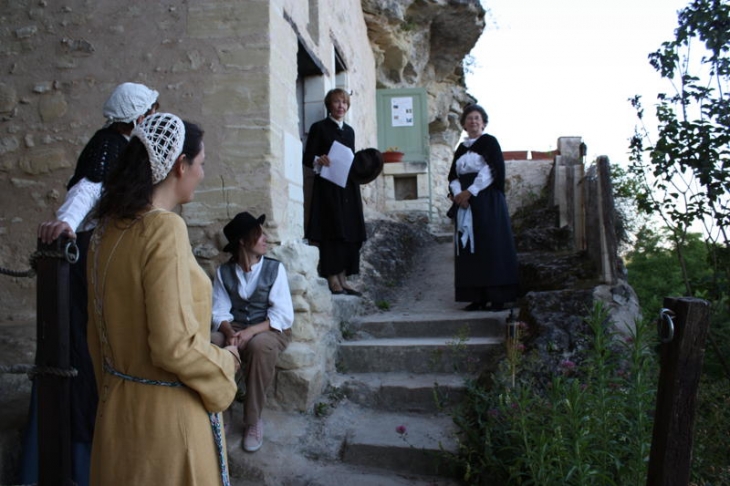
[221,239,513,484]
[328,308,508,481]
[0,238,515,485]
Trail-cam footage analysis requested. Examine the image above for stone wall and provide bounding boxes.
[0,0,380,411]
[0,0,530,413]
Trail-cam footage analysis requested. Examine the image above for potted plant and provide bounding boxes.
[382,146,404,163]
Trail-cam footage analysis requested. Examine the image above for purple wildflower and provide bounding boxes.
[560,359,576,370]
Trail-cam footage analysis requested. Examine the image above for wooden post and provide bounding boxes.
[646,297,711,486]
[35,236,74,486]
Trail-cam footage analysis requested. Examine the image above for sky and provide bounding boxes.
[466,0,690,165]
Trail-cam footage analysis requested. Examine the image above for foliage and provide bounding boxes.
[624,224,730,483]
[625,5,730,477]
[313,402,329,417]
[609,162,649,252]
[628,0,730,307]
[625,225,730,379]
[691,376,730,485]
[625,227,711,317]
[339,321,355,340]
[446,303,658,485]
[313,385,346,418]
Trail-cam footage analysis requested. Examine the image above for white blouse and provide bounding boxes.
[211,259,294,333]
[56,177,102,232]
[449,138,494,197]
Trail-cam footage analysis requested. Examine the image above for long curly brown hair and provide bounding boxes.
[93,121,204,222]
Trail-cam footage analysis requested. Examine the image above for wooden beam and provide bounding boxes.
[646,297,711,486]
[35,236,74,486]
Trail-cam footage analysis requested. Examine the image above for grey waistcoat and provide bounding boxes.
[220,257,279,326]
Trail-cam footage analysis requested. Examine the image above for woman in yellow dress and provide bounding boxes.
[87,113,240,485]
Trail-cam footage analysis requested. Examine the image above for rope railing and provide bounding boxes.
[0,364,78,379]
[4,481,77,486]
[0,241,79,279]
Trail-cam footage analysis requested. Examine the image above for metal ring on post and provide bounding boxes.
[64,240,79,264]
[658,308,675,343]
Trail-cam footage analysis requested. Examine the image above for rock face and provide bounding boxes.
[510,191,642,382]
[358,218,433,306]
[363,0,484,88]
[362,0,487,220]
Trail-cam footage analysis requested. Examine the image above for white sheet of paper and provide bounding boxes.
[320,140,354,188]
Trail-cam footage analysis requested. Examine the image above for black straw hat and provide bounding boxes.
[222,212,266,253]
[349,148,384,185]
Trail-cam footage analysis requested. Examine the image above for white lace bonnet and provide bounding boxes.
[103,82,159,126]
[131,113,186,185]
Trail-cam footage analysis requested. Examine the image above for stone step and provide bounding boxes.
[224,406,461,485]
[348,309,508,339]
[337,336,504,374]
[333,406,459,478]
[431,231,453,244]
[331,371,471,413]
[274,463,460,486]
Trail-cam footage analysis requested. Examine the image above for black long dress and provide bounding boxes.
[20,127,127,485]
[303,117,366,277]
[68,127,128,442]
[448,133,519,305]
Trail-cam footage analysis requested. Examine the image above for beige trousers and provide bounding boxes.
[212,324,291,426]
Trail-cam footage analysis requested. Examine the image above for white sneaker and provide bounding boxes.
[242,418,263,452]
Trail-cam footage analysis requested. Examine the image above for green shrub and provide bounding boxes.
[447,303,658,485]
[691,376,730,485]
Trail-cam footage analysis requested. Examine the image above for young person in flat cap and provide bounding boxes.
[212,212,294,453]
[87,113,239,486]
[22,82,159,486]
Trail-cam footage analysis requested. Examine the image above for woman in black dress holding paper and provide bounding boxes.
[448,104,519,310]
[303,88,365,295]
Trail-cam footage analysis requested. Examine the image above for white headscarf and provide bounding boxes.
[103,82,159,127]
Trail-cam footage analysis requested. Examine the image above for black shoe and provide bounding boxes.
[463,302,486,311]
[330,289,345,295]
[343,288,362,297]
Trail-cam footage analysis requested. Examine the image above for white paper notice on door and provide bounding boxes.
[390,97,414,127]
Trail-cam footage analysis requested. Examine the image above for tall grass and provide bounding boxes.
[447,303,658,485]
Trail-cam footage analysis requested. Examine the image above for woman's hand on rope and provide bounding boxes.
[38,220,76,244]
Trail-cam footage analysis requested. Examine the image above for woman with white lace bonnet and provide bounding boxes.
[448,104,519,311]
[21,82,159,486]
[86,113,240,485]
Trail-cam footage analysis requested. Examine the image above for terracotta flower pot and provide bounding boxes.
[383,151,404,163]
